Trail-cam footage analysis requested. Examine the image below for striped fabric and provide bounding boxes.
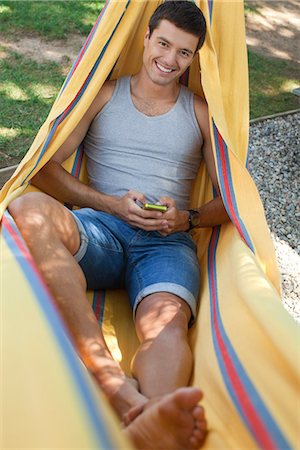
[1,1,299,449]
[1,211,131,449]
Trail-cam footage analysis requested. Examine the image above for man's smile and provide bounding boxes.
[155,61,176,73]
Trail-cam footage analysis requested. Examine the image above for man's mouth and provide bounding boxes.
[155,61,175,73]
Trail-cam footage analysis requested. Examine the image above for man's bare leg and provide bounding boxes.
[132,293,194,398]
[8,192,147,420]
[124,387,207,450]
[125,291,207,440]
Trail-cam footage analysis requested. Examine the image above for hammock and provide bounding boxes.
[1,1,299,448]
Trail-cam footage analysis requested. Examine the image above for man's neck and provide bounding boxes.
[131,69,180,102]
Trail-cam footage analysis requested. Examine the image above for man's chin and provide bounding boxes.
[150,73,178,86]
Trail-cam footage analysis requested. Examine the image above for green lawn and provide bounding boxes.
[0,51,65,167]
[0,1,104,39]
[0,1,299,167]
[248,51,299,119]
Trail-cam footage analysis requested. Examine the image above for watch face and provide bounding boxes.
[190,210,200,227]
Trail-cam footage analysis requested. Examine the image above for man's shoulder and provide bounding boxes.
[193,93,208,121]
[191,93,210,139]
[193,93,207,110]
[97,79,117,102]
[89,79,118,118]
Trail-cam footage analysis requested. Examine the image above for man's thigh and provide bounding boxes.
[125,231,200,323]
[71,209,127,290]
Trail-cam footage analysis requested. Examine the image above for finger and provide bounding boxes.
[163,205,176,219]
[127,190,146,204]
[158,196,176,208]
[132,217,169,230]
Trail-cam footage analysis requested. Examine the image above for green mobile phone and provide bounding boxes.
[143,203,168,213]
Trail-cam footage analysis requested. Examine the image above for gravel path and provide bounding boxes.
[247,112,300,322]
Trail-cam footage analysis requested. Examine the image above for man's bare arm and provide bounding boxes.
[159,97,230,235]
[191,96,230,226]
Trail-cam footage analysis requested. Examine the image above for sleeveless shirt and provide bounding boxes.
[83,76,203,210]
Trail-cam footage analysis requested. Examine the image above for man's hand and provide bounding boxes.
[157,196,189,236]
[111,190,170,232]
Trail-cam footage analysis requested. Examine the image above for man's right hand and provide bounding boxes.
[111,190,169,232]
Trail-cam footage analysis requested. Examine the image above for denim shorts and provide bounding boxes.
[70,208,200,322]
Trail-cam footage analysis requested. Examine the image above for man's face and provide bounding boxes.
[143,19,199,86]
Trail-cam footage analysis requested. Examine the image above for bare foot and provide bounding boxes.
[124,387,207,450]
[91,366,148,422]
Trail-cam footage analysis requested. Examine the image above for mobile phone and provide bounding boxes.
[143,203,168,213]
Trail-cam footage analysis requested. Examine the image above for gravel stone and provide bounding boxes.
[247,112,300,322]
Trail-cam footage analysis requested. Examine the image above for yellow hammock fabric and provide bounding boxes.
[1,1,299,449]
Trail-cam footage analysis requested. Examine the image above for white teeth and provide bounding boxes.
[156,62,173,73]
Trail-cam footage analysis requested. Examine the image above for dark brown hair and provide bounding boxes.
[149,1,206,52]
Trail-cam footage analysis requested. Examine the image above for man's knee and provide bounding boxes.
[135,293,191,341]
[8,192,79,253]
[9,192,53,230]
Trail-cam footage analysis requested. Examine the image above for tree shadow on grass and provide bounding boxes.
[0,51,65,167]
[0,1,104,39]
[245,0,300,63]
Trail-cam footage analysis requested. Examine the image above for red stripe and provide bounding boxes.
[209,229,276,449]
[59,84,85,123]
[71,1,109,76]
[216,131,235,217]
[216,131,245,239]
[3,215,45,282]
[94,291,102,321]
[2,215,56,305]
[74,146,84,178]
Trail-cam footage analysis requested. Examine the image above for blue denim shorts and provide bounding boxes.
[71,208,200,321]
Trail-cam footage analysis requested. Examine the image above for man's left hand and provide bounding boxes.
[158,197,189,236]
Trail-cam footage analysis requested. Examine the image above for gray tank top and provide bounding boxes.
[83,76,203,210]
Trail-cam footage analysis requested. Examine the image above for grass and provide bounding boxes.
[0,1,104,39]
[0,51,65,167]
[0,1,299,167]
[249,50,299,119]
[0,0,103,167]
[244,1,261,15]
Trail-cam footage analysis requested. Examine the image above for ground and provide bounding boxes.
[245,0,299,63]
[0,1,299,74]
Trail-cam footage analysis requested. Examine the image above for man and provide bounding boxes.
[9,2,229,448]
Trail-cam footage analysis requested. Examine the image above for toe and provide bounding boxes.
[193,405,205,420]
[196,419,207,430]
[174,387,203,410]
[190,428,207,448]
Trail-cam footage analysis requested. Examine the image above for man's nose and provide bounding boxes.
[164,49,177,67]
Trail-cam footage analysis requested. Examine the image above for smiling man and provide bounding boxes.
[9,2,230,449]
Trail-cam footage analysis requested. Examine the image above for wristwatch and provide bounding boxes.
[188,209,201,230]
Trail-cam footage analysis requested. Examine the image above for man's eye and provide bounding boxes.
[159,41,167,47]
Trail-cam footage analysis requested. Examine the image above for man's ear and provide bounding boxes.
[144,26,150,41]
[144,26,150,49]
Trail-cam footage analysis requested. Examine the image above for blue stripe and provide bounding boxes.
[208,0,213,23]
[99,291,105,326]
[92,290,105,326]
[208,227,291,449]
[3,212,117,449]
[71,143,84,177]
[212,121,254,252]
